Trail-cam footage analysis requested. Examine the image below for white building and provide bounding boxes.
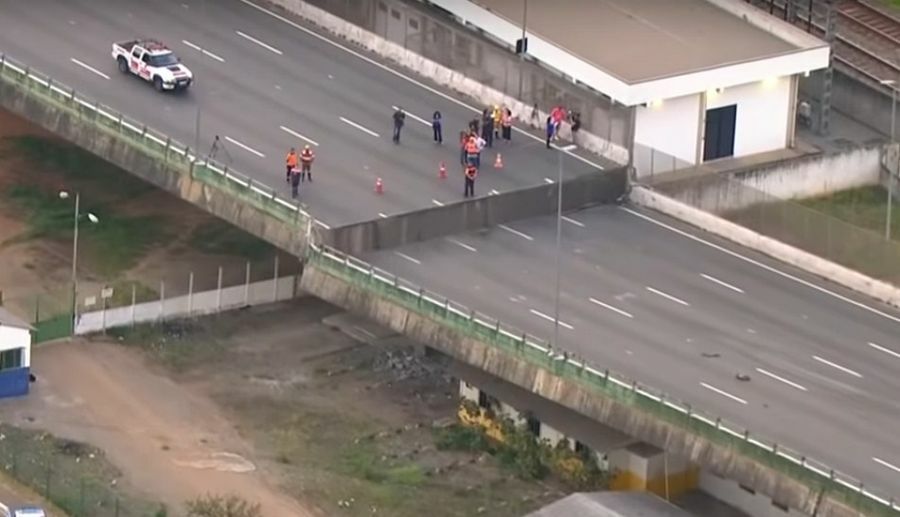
[422,0,830,176]
[0,307,32,398]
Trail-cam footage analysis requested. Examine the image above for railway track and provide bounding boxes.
[746,0,900,87]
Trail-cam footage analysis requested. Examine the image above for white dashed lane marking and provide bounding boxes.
[182,40,225,62]
[236,30,283,55]
[224,136,265,158]
[70,58,110,80]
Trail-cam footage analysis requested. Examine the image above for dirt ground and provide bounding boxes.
[0,299,561,516]
[0,108,293,321]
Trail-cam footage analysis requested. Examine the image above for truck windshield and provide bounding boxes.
[147,53,178,67]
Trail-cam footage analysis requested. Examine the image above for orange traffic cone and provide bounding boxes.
[438,161,447,180]
[494,153,504,169]
[375,177,384,194]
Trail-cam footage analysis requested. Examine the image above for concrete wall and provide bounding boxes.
[654,145,882,214]
[298,259,872,517]
[635,94,701,165]
[0,74,308,256]
[707,76,793,160]
[324,167,627,254]
[630,185,900,311]
[800,68,893,138]
[700,471,805,517]
[259,0,631,164]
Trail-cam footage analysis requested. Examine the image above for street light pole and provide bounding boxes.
[516,0,528,100]
[70,192,80,331]
[554,145,577,349]
[881,79,897,240]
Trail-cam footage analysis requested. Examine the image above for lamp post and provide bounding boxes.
[553,144,578,349]
[881,79,897,240]
[59,191,99,333]
[516,0,528,99]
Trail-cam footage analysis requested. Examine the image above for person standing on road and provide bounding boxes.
[492,105,502,140]
[290,166,301,199]
[501,107,513,143]
[285,147,298,182]
[465,134,480,169]
[459,130,469,167]
[299,145,315,182]
[392,107,406,144]
[482,109,494,148]
[432,110,443,144]
[464,163,477,198]
[545,116,554,149]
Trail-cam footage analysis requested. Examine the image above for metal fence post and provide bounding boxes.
[244,261,251,305]
[80,478,85,517]
[130,284,136,327]
[164,136,171,161]
[159,280,165,323]
[272,254,280,302]
[187,271,194,315]
[216,266,223,311]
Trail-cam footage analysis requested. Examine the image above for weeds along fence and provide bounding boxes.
[0,425,164,517]
[7,255,302,342]
[0,52,315,229]
[305,242,900,517]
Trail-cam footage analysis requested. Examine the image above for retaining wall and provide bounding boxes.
[325,166,627,254]
[0,56,310,256]
[300,244,897,517]
[654,145,882,214]
[630,185,900,310]
[257,0,631,165]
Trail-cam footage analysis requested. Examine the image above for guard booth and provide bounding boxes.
[0,306,33,398]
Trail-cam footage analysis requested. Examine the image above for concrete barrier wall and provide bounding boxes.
[0,55,310,256]
[800,69,893,138]
[257,0,631,164]
[654,145,882,214]
[630,185,900,310]
[324,167,627,254]
[299,244,895,517]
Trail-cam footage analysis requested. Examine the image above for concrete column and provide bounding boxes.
[608,442,698,498]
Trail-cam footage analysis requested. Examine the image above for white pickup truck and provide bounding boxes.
[111,39,193,92]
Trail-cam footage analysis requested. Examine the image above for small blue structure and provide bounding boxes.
[0,306,32,398]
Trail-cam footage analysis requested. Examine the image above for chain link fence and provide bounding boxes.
[0,425,164,516]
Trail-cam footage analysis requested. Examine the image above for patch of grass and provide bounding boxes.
[0,424,162,516]
[798,185,898,236]
[188,220,273,260]
[4,184,171,276]
[110,319,230,373]
[0,136,153,199]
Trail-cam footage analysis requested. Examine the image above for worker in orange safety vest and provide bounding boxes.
[299,145,315,182]
[285,147,299,182]
[465,136,480,169]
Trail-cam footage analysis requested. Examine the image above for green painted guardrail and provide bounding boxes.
[0,52,312,228]
[306,243,900,516]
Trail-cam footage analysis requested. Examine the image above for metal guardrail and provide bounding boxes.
[0,52,313,228]
[306,242,900,516]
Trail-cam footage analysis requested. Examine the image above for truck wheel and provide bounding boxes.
[153,76,164,92]
[117,57,128,74]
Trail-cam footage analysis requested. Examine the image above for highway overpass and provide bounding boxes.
[1,0,898,515]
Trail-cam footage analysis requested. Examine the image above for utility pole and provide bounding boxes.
[819,0,836,136]
[516,0,528,100]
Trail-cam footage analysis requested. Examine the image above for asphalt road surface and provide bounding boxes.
[0,0,607,227]
[365,204,900,498]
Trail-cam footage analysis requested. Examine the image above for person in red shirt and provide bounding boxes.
[299,145,315,182]
[464,163,477,198]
